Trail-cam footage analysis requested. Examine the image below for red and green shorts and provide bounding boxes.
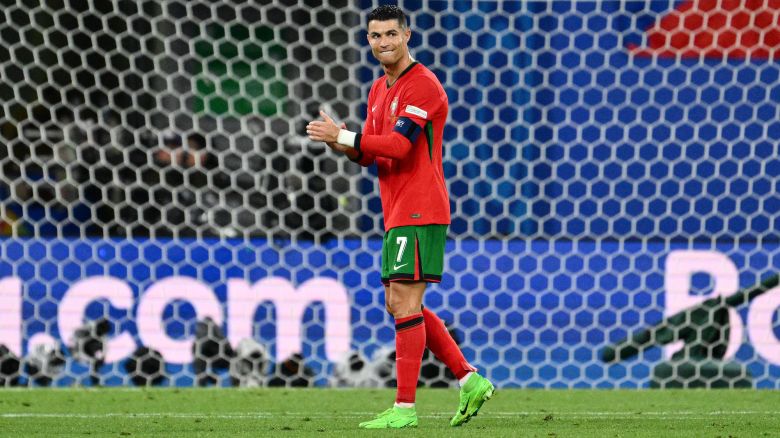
[381,224,447,286]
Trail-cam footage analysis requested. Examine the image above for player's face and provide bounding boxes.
[367,19,411,67]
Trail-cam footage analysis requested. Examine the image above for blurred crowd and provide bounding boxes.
[0,109,353,240]
[0,316,459,388]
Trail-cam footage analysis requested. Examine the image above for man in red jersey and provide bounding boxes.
[306,5,494,429]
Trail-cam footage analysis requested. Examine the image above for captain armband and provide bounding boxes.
[392,117,423,143]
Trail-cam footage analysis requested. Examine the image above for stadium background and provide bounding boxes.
[0,0,779,389]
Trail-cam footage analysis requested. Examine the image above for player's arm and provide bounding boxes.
[307,113,420,160]
[333,141,378,168]
[348,112,378,167]
[307,111,383,164]
[315,78,443,160]
[346,127,417,160]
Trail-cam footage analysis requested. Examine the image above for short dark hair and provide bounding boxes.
[367,5,407,29]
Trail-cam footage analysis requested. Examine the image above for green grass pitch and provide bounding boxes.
[1,388,779,437]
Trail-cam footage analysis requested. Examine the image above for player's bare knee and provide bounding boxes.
[387,297,419,319]
[386,297,402,317]
[391,308,418,319]
[387,282,425,318]
[386,297,406,318]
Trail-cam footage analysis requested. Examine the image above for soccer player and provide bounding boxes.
[306,5,494,429]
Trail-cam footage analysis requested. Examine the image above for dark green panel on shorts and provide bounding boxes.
[382,224,447,283]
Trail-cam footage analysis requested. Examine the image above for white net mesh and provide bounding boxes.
[0,0,779,388]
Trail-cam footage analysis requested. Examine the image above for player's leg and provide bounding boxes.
[387,280,426,403]
[361,225,494,428]
[412,225,495,427]
[382,234,429,412]
[381,232,476,385]
[359,280,425,429]
[360,228,425,429]
[412,224,477,380]
[414,224,477,380]
[422,307,476,380]
[387,284,486,404]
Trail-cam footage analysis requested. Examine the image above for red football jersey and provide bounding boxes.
[354,62,451,231]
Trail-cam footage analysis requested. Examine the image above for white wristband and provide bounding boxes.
[336,129,357,148]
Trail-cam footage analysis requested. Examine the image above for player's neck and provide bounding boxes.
[383,54,413,86]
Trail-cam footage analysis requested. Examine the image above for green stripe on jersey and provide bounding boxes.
[425,120,434,161]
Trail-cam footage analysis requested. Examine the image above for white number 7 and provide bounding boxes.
[396,236,408,262]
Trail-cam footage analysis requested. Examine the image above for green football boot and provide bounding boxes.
[359,406,418,429]
[450,373,495,427]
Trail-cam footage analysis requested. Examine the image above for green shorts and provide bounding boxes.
[381,224,447,286]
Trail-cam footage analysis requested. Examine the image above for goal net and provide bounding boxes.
[0,0,779,388]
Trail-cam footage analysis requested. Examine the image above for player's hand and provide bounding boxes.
[327,122,348,152]
[326,124,360,160]
[306,111,341,143]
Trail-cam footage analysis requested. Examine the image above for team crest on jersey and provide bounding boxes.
[389,97,399,123]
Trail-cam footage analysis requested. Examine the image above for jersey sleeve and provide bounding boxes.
[355,76,444,160]
[397,76,445,128]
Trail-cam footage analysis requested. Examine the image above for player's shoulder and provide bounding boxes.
[405,63,445,94]
[369,76,384,94]
[409,63,441,85]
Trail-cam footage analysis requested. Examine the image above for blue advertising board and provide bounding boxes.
[1,237,779,388]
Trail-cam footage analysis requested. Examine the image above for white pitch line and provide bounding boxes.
[1,411,778,420]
